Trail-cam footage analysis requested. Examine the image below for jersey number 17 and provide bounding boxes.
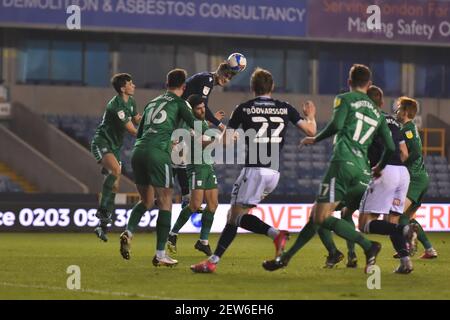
[352,112,377,145]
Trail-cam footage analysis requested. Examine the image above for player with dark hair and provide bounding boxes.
[263,64,395,274]
[167,94,223,256]
[91,73,141,242]
[119,69,197,266]
[190,67,317,273]
[395,97,438,259]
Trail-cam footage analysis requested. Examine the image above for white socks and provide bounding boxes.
[267,227,279,240]
[156,250,166,259]
[209,255,220,264]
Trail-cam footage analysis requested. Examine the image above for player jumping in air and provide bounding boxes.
[263,64,395,274]
[190,67,317,273]
[174,60,240,208]
[91,73,141,242]
[119,69,196,266]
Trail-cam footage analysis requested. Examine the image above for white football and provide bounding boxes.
[227,53,247,73]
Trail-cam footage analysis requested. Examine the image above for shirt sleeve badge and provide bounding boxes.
[117,110,126,120]
[333,97,341,108]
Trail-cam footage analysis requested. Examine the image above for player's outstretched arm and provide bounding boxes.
[204,104,223,129]
[314,96,349,143]
[297,100,317,136]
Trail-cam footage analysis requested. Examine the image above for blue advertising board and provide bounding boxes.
[0,0,308,37]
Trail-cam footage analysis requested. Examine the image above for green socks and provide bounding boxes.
[172,206,194,234]
[343,212,356,254]
[126,201,147,234]
[399,214,410,226]
[99,174,117,210]
[156,210,172,250]
[200,210,215,241]
[411,218,433,250]
[286,220,318,258]
[318,227,337,255]
[106,192,116,213]
[321,216,372,252]
[318,213,356,255]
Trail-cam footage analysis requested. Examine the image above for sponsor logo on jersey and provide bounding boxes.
[406,130,414,139]
[197,180,202,186]
[393,198,401,206]
[334,97,341,108]
[117,110,126,120]
[203,86,210,96]
[350,100,381,118]
[386,117,400,127]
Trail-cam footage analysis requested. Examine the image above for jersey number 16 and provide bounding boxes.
[145,102,167,125]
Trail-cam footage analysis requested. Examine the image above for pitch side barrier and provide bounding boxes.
[0,194,449,232]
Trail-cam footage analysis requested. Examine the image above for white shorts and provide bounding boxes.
[230,167,280,207]
[359,165,410,215]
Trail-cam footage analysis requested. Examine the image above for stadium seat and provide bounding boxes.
[435,164,448,172]
[298,161,313,171]
[434,156,448,164]
[311,178,322,189]
[312,161,327,176]
[437,181,450,189]
[298,152,313,161]
[282,153,297,161]
[436,173,450,181]
[427,188,439,198]
[426,163,436,173]
[43,114,450,198]
[297,178,312,188]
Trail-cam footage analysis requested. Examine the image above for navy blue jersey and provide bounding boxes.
[368,113,404,167]
[182,72,221,126]
[228,96,303,169]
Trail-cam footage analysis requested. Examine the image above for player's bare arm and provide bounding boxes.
[132,113,142,125]
[297,100,317,136]
[301,96,348,146]
[124,120,138,136]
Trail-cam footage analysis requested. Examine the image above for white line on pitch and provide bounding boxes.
[0,282,183,300]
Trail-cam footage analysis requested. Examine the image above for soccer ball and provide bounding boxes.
[227,53,247,73]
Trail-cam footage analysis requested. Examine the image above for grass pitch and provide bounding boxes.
[0,232,448,300]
